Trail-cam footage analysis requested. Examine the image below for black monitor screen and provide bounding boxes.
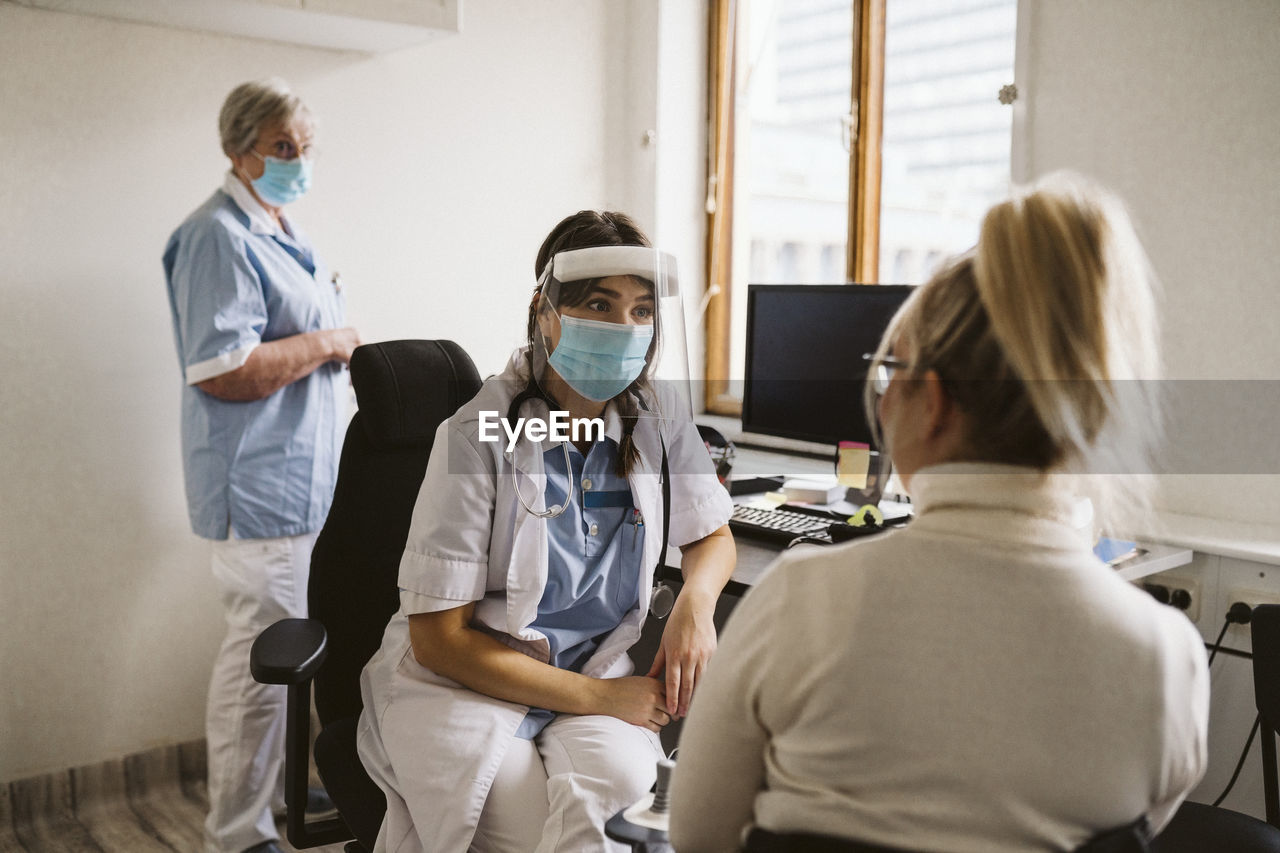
[741,284,914,448]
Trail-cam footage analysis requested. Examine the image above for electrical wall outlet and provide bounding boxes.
[1226,588,1280,636]
[1163,575,1201,623]
[1141,575,1201,623]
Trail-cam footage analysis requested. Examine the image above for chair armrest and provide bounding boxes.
[251,618,328,685]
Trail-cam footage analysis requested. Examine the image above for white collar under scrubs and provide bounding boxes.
[221,170,280,235]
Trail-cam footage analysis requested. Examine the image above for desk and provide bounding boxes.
[661,527,1192,597]
[661,426,1194,594]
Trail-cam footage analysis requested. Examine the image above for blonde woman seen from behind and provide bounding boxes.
[670,174,1207,853]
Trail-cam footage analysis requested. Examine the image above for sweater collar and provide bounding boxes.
[906,462,1094,550]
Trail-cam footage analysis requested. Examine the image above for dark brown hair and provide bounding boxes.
[526,210,653,477]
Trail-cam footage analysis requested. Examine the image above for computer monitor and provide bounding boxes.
[741,284,915,449]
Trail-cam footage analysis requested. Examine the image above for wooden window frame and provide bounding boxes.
[702,0,886,416]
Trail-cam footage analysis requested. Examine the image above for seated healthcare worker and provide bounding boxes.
[670,173,1209,853]
[357,210,736,852]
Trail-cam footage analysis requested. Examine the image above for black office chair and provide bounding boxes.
[250,339,483,852]
[1148,602,1280,852]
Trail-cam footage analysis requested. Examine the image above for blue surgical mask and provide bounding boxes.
[250,153,312,206]
[547,315,654,402]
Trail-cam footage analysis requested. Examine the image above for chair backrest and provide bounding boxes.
[1252,604,1280,827]
[309,339,482,726]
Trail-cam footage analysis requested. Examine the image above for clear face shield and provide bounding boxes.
[530,245,693,424]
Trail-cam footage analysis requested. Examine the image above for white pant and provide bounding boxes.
[372,713,662,853]
[204,531,317,853]
[475,715,663,853]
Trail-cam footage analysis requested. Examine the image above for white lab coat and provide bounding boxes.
[357,349,732,852]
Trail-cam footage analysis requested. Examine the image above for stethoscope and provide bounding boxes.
[504,383,677,618]
[506,384,575,518]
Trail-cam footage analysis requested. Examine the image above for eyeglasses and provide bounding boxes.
[862,353,913,395]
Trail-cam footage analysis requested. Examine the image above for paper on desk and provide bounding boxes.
[740,491,788,509]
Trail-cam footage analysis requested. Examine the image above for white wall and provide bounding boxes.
[0,0,710,782]
[1014,0,1280,525]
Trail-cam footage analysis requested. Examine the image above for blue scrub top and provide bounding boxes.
[162,185,346,540]
[516,437,646,738]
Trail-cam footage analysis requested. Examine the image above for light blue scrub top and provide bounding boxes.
[162,186,346,540]
[516,437,646,738]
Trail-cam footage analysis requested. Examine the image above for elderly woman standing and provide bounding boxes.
[163,79,360,853]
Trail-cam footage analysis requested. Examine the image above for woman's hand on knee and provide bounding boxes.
[595,676,670,732]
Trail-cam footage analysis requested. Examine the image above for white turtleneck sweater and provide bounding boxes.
[670,463,1208,853]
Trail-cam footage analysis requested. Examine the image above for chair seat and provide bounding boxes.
[1150,801,1280,852]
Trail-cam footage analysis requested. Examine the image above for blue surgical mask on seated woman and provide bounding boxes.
[547,315,654,402]
[251,153,312,206]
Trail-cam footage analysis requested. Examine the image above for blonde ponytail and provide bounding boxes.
[876,172,1163,530]
[974,174,1162,466]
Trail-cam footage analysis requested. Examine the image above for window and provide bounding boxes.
[703,0,1016,415]
[879,0,1018,283]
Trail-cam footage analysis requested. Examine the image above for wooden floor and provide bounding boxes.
[1,741,346,853]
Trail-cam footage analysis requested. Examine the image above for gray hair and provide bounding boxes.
[218,78,311,156]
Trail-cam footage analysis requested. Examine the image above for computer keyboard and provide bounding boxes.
[729,504,835,545]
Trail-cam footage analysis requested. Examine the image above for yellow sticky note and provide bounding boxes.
[836,441,870,489]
